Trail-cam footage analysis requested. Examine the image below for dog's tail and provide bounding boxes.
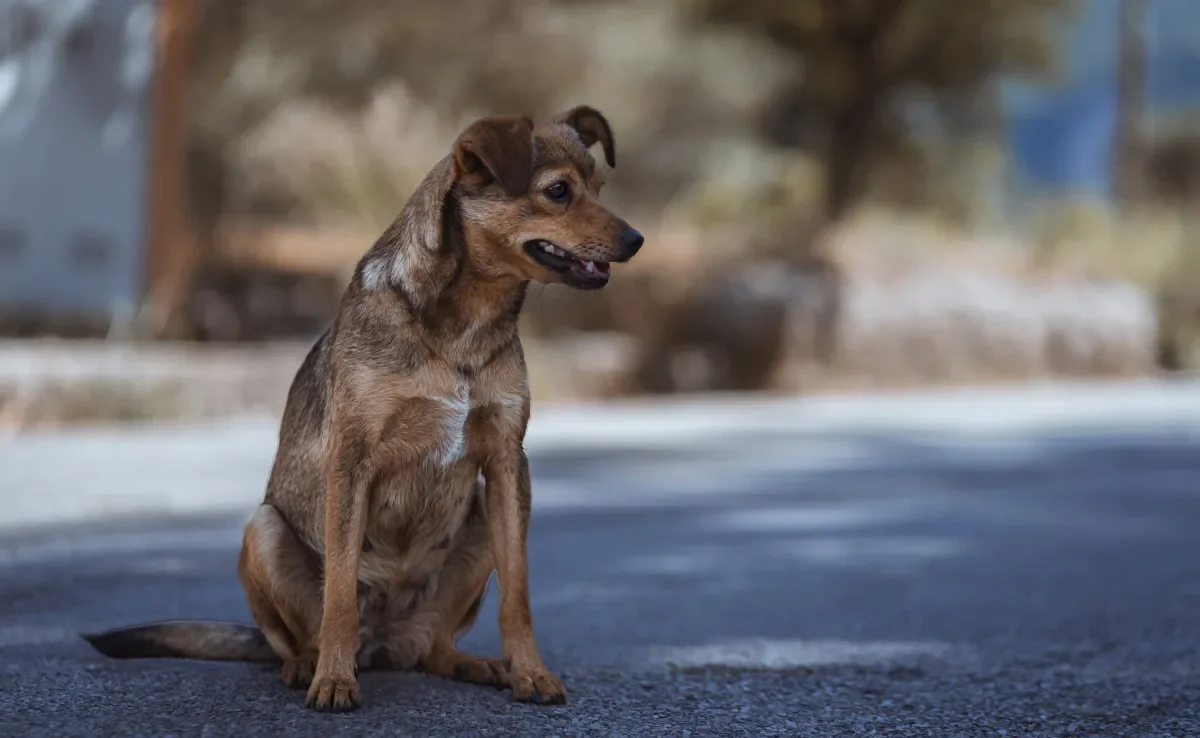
[82,620,278,663]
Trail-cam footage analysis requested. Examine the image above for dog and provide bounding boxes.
[82,105,644,712]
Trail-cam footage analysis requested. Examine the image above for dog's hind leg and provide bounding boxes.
[239,503,324,689]
[416,495,511,689]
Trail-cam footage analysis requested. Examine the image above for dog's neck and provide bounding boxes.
[398,251,528,373]
[357,173,527,369]
[426,251,528,337]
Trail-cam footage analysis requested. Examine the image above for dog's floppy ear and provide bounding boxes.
[452,114,535,197]
[554,105,616,168]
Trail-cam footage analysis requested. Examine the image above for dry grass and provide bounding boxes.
[0,381,188,432]
[614,210,1167,397]
[0,340,307,431]
[0,336,629,430]
[1030,198,1200,371]
[1031,197,1189,287]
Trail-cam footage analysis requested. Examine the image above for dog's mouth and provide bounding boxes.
[523,240,611,290]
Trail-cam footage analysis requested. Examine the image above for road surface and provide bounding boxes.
[2,382,1200,736]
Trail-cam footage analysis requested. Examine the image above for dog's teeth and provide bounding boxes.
[554,247,566,257]
[542,243,554,254]
[585,261,596,273]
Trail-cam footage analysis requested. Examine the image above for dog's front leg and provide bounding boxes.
[306,431,369,712]
[485,448,566,704]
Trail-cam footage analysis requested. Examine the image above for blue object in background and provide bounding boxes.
[1002,0,1200,200]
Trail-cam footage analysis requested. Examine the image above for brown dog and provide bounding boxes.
[82,106,643,712]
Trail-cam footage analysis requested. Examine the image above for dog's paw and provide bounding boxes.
[282,655,316,689]
[510,667,566,705]
[305,671,361,712]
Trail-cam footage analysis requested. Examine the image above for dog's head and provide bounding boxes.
[447,106,643,290]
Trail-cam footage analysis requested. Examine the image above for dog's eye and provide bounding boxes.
[544,182,570,203]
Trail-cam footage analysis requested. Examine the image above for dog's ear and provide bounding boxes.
[452,114,535,197]
[553,105,616,168]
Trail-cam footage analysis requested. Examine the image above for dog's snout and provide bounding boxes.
[619,226,644,256]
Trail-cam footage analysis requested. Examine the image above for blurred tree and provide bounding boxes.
[692,0,1078,220]
[185,0,593,227]
[191,0,539,135]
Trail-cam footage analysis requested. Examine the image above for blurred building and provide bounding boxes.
[0,0,179,335]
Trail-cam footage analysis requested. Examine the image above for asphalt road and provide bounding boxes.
[2,384,1200,736]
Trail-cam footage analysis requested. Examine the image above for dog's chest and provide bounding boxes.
[359,462,478,590]
[391,372,522,473]
[369,455,477,537]
[410,376,494,470]
[358,385,501,580]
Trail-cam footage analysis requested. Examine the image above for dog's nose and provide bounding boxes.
[619,226,644,255]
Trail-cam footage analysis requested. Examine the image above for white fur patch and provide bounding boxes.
[361,257,389,290]
[360,250,409,290]
[435,381,470,468]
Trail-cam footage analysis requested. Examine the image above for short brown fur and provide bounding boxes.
[82,106,643,712]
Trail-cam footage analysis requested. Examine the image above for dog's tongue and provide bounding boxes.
[595,262,611,276]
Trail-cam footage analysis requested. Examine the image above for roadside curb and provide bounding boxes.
[4,379,1199,532]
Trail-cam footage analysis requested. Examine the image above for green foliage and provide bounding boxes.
[188,0,1080,233]
[187,0,797,230]
[695,0,1075,102]
[192,0,534,137]
[188,0,588,229]
[689,0,1079,219]
[1146,112,1200,206]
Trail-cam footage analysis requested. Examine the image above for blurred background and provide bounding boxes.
[0,0,1198,424]
[5,5,1200,733]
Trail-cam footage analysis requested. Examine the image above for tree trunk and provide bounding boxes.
[145,0,200,339]
[1112,0,1149,210]
[823,102,877,222]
